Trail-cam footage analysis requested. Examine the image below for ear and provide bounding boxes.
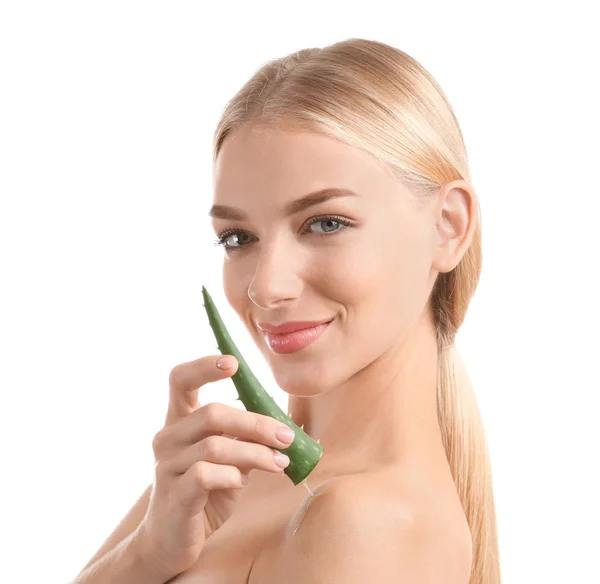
[431,179,479,274]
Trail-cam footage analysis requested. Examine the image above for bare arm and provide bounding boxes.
[79,483,153,572]
[72,524,166,584]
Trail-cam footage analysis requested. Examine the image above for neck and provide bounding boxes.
[287,310,447,475]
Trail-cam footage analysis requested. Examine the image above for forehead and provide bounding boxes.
[213,128,392,204]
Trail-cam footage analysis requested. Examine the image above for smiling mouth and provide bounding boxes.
[261,319,334,354]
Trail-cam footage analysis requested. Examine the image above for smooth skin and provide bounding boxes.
[75,354,295,583]
[213,126,477,482]
[76,125,477,583]
[135,354,297,581]
[210,126,477,581]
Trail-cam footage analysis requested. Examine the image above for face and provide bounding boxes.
[211,126,438,396]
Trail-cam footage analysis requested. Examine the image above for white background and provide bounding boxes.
[1,2,598,583]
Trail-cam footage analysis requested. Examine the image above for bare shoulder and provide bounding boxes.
[268,470,472,584]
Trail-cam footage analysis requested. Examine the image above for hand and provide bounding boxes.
[136,355,295,581]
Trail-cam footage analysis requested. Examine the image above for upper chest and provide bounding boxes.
[168,474,309,584]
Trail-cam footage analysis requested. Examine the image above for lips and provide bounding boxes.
[261,319,333,354]
[257,318,333,335]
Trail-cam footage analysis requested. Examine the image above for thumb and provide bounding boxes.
[164,354,239,426]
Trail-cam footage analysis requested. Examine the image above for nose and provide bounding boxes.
[248,278,299,310]
[248,288,291,309]
[246,243,301,310]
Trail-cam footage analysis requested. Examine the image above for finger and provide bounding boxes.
[153,423,232,462]
[167,434,287,476]
[166,355,239,425]
[178,461,243,514]
[168,402,296,451]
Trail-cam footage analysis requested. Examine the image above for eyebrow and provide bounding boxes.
[208,187,359,221]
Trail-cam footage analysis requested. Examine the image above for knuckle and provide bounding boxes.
[252,415,268,441]
[192,461,207,485]
[202,435,223,458]
[152,429,167,456]
[154,459,168,477]
[168,364,185,388]
[202,402,224,426]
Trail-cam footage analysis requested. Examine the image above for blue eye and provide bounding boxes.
[213,215,353,253]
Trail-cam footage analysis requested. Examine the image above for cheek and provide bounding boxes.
[385,236,433,318]
[334,224,431,309]
[333,228,432,355]
[222,269,249,322]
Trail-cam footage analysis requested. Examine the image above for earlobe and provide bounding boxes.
[431,180,477,274]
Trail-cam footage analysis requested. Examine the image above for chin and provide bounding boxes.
[276,377,326,397]
[270,366,332,397]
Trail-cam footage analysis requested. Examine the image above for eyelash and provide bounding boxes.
[213,214,353,253]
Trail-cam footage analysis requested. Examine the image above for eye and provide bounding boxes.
[307,216,350,235]
[213,215,353,254]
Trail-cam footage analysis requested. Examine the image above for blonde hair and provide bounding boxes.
[212,38,500,584]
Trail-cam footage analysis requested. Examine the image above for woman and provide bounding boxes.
[74,38,500,584]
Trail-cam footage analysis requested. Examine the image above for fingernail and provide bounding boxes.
[217,356,236,369]
[276,426,295,444]
[274,452,290,468]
